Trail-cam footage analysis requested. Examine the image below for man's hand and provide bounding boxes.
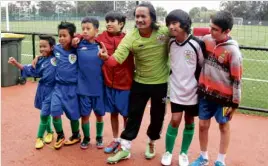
[8,57,17,65]
[98,42,109,61]
[226,107,236,120]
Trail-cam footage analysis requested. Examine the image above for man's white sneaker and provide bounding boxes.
[179,153,189,166]
[161,151,172,166]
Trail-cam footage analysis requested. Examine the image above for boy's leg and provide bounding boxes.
[214,106,231,165]
[53,116,65,149]
[35,115,49,149]
[81,115,90,149]
[190,98,215,166]
[46,116,53,133]
[161,106,182,166]
[62,85,81,145]
[179,106,196,166]
[180,105,198,155]
[95,112,104,149]
[111,113,119,138]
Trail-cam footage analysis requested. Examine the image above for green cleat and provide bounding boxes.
[145,142,156,159]
[107,148,131,164]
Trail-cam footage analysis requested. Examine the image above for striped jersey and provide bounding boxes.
[198,34,243,108]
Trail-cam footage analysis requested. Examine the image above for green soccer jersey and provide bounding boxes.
[113,26,170,84]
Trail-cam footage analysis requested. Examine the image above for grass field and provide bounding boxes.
[2,20,268,110]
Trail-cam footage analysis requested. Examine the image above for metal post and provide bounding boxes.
[5,2,10,31]
[32,34,37,81]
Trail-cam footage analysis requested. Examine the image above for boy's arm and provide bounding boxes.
[99,33,132,67]
[8,57,23,70]
[9,57,41,78]
[230,48,243,108]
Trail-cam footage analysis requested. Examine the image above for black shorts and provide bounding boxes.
[171,102,198,116]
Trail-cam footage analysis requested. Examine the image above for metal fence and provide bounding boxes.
[1,31,268,113]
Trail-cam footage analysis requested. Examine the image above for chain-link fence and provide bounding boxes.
[1,1,268,112]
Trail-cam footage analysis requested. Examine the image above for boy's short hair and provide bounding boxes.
[58,21,76,37]
[81,17,99,29]
[105,11,126,30]
[211,11,233,31]
[166,9,192,34]
[39,35,56,47]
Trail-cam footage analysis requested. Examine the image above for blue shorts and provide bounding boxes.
[79,95,105,117]
[50,84,80,120]
[104,86,130,117]
[198,97,229,124]
[34,84,54,116]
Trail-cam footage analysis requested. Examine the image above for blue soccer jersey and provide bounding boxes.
[53,44,78,84]
[76,40,104,96]
[21,55,57,115]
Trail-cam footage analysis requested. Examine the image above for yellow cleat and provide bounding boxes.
[54,135,65,150]
[44,133,53,144]
[64,134,81,146]
[35,138,44,149]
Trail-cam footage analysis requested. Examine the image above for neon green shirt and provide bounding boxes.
[113,26,170,84]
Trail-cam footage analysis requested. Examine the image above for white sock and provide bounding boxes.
[114,138,120,142]
[120,138,131,150]
[216,153,226,164]
[200,151,209,159]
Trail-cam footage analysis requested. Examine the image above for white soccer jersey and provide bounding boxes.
[169,34,205,105]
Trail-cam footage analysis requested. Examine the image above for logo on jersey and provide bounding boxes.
[68,54,77,64]
[55,52,60,59]
[218,50,228,64]
[184,50,194,64]
[157,34,168,44]
[50,57,57,66]
[81,46,87,50]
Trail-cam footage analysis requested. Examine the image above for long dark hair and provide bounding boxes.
[133,2,159,30]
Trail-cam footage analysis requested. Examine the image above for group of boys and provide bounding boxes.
[8,8,242,166]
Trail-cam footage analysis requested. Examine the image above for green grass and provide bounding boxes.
[238,109,268,117]
[2,20,268,110]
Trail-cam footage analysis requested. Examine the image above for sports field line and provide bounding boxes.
[242,77,268,83]
[243,58,268,62]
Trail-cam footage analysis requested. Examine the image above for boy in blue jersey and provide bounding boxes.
[51,21,81,149]
[76,17,105,150]
[8,35,56,149]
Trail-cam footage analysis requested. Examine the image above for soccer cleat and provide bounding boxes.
[214,161,226,166]
[179,153,189,166]
[161,151,172,166]
[54,134,65,150]
[35,138,44,149]
[104,141,120,153]
[80,137,90,150]
[44,132,53,144]
[64,133,81,146]
[96,136,104,149]
[107,148,131,164]
[190,155,209,166]
[145,142,156,159]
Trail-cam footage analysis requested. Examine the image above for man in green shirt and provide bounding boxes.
[99,2,170,164]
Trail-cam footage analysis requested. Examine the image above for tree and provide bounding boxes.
[8,3,19,20]
[1,7,6,19]
[37,1,56,17]
[189,7,200,19]
[156,7,167,18]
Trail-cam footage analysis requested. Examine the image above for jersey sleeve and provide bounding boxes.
[112,32,133,64]
[21,64,41,78]
[230,47,243,108]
